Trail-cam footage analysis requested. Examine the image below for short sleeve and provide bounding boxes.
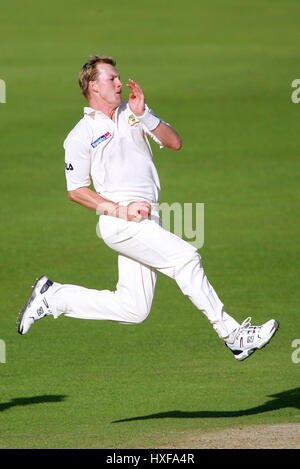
[64,137,91,191]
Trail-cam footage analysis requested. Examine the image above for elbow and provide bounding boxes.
[170,137,182,151]
[68,190,76,202]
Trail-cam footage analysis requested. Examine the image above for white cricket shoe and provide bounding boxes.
[226,316,279,361]
[17,276,54,335]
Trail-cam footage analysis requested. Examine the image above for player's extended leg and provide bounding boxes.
[97,211,239,340]
[96,209,278,360]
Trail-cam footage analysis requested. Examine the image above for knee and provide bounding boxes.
[176,248,201,274]
[128,307,150,324]
[119,303,151,325]
[116,284,154,325]
[174,250,203,292]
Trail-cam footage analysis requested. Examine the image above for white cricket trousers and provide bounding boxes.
[50,205,239,339]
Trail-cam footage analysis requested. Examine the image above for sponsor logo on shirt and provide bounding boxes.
[128,114,141,127]
[91,131,112,148]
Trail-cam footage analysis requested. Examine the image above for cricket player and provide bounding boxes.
[17,55,279,361]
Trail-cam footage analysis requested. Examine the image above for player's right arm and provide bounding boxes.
[64,136,150,222]
[68,187,151,222]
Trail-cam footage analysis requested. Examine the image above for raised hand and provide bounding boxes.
[126,79,145,116]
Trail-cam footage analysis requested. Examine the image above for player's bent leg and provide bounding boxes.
[37,254,157,325]
[17,219,157,333]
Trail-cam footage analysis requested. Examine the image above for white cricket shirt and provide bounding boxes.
[63,101,164,203]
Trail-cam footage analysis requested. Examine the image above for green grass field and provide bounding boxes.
[1,0,300,449]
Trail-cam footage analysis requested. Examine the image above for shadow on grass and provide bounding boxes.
[113,388,300,423]
[0,394,66,412]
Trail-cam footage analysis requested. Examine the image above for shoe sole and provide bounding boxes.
[17,276,47,335]
[234,320,280,361]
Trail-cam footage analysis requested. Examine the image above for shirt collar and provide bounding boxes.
[84,106,114,119]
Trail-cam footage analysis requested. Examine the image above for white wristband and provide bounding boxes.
[135,109,161,131]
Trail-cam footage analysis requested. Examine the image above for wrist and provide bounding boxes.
[116,204,128,220]
[108,203,127,220]
[134,109,160,131]
[97,201,119,217]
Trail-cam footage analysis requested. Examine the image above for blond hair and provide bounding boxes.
[78,55,116,99]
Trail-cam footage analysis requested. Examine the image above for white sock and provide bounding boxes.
[226,329,238,344]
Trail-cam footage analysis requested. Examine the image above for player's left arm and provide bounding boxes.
[127,79,182,151]
[151,121,182,150]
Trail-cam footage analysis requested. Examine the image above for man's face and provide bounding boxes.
[91,63,123,106]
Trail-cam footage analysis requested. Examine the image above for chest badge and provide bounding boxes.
[128,114,141,127]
